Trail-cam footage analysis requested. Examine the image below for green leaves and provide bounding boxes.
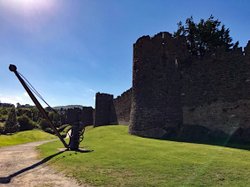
[5,107,19,133]
[174,15,239,56]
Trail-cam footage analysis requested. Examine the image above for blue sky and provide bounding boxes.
[0,0,250,107]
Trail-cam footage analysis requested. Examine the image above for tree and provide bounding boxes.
[0,107,8,116]
[30,107,40,122]
[38,119,54,134]
[48,111,61,127]
[18,115,36,131]
[16,108,32,118]
[38,119,50,130]
[174,15,239,56]
[5,107,19,133]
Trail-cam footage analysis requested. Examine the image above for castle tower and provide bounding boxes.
[129,32,188,139]
[244,40,250,62]
[94,92,118,127]
[80,107,94,126]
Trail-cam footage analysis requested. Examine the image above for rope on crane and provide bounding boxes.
[17,71,59,114]
[17,71,85,145]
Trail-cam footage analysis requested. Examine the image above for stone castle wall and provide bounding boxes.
[65,107,94,127]
[180,42,250,142]
[181,48,250,107]
[80,107,94,126]
[94,92,118,127]
[113,34,250,142]
[113,88,132,125]
[129,32,187,138]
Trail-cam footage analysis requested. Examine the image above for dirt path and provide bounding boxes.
[0,141,88,187]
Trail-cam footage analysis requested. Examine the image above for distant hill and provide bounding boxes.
[52,105,91,110]
[0,103,15,108]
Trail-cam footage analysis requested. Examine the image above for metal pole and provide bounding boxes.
[9,64,69,149]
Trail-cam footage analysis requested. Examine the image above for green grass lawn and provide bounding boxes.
[0,129,55,147]
[38,125,250,187]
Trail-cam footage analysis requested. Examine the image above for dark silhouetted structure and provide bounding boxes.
[94,93,117,127]
[129,32,188,139]
[113,88,132,125]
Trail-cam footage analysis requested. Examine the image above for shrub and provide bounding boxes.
[30,107,40,122]
[44,127,54,134]
[18,115,36,131]
[48,111,61,127]
[0,107,8,115]
[16,108,32,118]
[0,122,5,134]
[38,119,50,130]
[38,119,56,134]
[5,107,19,134]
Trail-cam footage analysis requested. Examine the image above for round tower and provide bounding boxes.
[129,32,188,139]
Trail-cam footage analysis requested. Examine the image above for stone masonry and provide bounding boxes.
[65,107,94,127]
[112,32,250,143]
[94,92,118,127]
[113,88,132,125]
[129,32,188,139]
[80,107,94,126]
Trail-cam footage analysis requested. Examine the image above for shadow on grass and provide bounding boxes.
[137,125,250,151]
[175,125,250,151]
[169,138,250,151]
[0,148,93,184]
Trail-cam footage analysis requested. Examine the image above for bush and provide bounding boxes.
[44,127,54,134]
[0,107,9,122]
[5,107,19,134]
[18,115,36,131]
[0,107,8,116]
[30,107,40,122]
[0,122,5,134]
[38,119,56,134]
[49,112,61,127]
[38,119,50,130]
[16,108,32,118]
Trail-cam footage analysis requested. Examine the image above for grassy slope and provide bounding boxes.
[38,125,250,187]
[0,130,55,147]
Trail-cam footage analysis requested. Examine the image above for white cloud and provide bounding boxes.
[0,95,32,106]
[23,92,29,97]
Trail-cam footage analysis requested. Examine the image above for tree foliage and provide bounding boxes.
[174,15,239,56]
[5,107,19,133]
[48,112,61,127]
[38,119,54,134]
[38,119,50,130]
[18,115,36,131]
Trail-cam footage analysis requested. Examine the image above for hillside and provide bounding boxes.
[38,125,250,186]
[52,105,85,110]
[0,130,55,147]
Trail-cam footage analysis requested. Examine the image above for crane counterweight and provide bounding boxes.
[9,64,17,72]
